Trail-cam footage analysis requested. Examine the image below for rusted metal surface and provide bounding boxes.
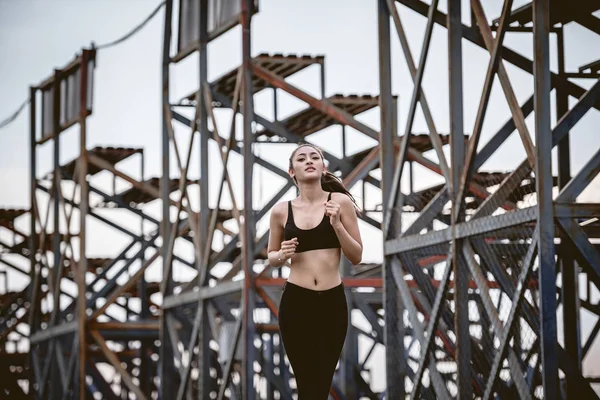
[95,177,198,207]
[447,0,472,396]
[471,0,536,170]
[53,146,142,181]
[457,0,513,212]
[0,209,27,229]
[90,330,148,400]
[492,0,600,27]
[241,1,256,398]
[2,0,599,398]
[76,49,90,400]
[380,1,600,396]
[533,1,559,398]
[181,53,323,103]
[385,0,451,183]
[253,63,381,140]
[36,50,96,145]
[398,0,600,112]
[256,94,380,139]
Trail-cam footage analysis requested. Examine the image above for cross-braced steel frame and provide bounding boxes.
[1,44,203,398]
[7,47,186,399]
[158,0,400,397]
[1,0,599,399]
[379,0,600,399]
[157,0,495,398]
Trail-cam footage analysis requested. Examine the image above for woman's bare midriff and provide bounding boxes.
[286,247,342,290]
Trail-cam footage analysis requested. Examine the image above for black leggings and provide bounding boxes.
[278,281,348,400]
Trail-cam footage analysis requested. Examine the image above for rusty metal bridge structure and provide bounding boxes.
[1,0,600,399]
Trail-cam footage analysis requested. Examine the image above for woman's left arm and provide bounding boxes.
[326,194,363,265]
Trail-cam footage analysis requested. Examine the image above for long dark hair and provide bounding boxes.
[289,142,361,212]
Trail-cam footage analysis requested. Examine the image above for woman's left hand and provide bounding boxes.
[325,200,342,228]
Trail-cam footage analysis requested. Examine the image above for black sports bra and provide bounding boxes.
[283,192,341,253]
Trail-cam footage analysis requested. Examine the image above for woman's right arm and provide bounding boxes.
[267,203,287,267]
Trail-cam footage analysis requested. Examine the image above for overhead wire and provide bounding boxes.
[95,1,166,50]
[0,98,29,130]
[0,1,166,131]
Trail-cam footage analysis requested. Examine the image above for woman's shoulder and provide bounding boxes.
[271,200,289,218]
[330,191,351,205]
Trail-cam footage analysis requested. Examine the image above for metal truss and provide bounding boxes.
[0,0,599,399]
[380,0,600,399]
[156,0,507,398]
[0,47,199,398]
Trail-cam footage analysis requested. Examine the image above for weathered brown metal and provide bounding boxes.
[457,0,513,214]
[385,0,451,183]
[2,1,598,398]
[471,0,537,169]
[241,1,256,398]
[253,63,380,141]
[385,0,600,397]
[90,330,148,400]
[90,251,161,320]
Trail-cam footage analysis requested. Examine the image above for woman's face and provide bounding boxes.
[289,146,326,183]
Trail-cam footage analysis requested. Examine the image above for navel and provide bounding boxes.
[314,278,318,286]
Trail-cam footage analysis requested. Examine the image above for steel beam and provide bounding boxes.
[533,1,559,397]
[386,206,536,254]
[241,1,256,398]
[29,321,78,345]
[196,1,213,397]
[159,1,176,398]
[396,0,600,112]
[163,280,244,308]
[76,51,91,400]
[378,0,405,397]
[557,26,582,398]
[447,1,471,396]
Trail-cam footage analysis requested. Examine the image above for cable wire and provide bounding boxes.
[95,1,166,50]
[0,1,166,131]
[0,98,30,130]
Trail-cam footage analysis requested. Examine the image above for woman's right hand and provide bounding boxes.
[279,237,299,260]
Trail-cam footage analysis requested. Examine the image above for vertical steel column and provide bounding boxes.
[77,51,91,400]
[50,68,62,400]
[533,0,559,398]
[378,0,404,397]
[265,337,274,400]
[409,161,414,194]
[139,149,152,397]
[447,0,471,397]
[28,85,39,398]
[273,87,278,122]
[198,1,212,397]
[198,0,209,269]
[241,0,256,398]
[320,59,326,99]
[556,28,581,398]
[159,1,175,398]
[341,125,346,158]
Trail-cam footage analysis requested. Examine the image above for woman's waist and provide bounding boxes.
[283,278,344,297]
[287,266,342,291]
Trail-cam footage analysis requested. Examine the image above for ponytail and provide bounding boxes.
[321,171,360,213]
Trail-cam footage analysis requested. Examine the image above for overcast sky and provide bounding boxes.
[1,0,599,393]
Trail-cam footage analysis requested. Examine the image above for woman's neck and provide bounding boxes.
[297,182,326,204]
